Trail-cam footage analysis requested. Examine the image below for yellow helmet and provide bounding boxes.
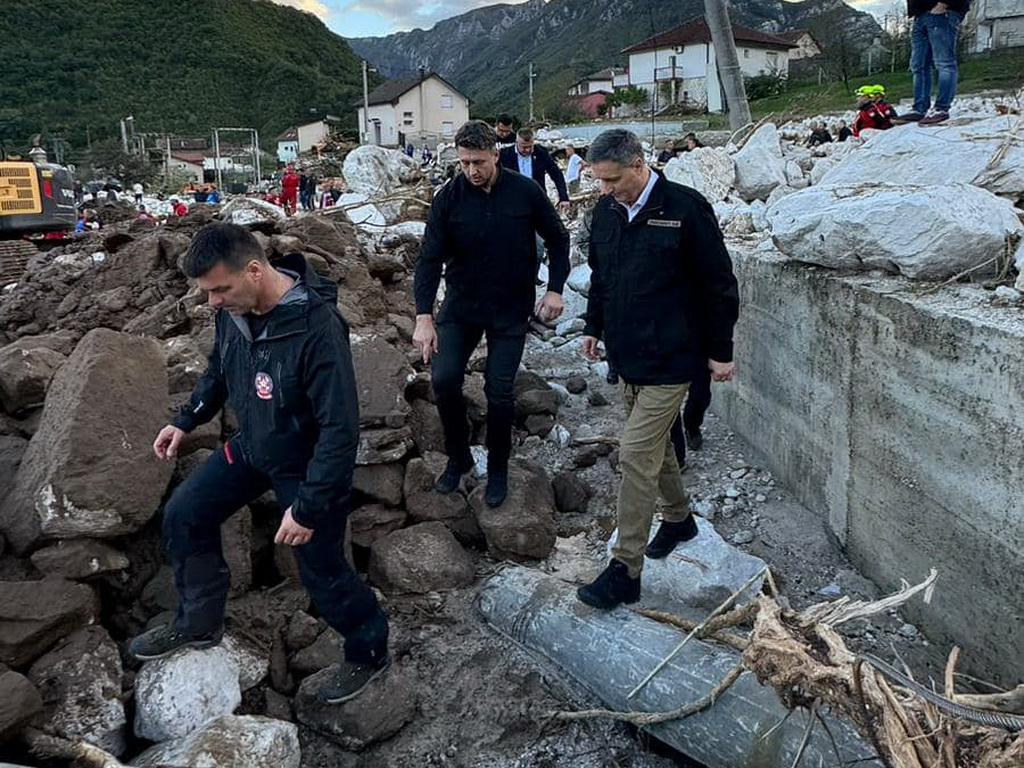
[855,85,872,97]
[870,84,886,96]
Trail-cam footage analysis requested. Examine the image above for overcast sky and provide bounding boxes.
[268,0,895,39]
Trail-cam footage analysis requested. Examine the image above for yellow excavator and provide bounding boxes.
[0,150,77,283]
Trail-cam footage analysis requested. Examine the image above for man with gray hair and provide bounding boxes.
[578,129,739,610]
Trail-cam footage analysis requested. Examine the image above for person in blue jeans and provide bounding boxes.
[897,0,971,126]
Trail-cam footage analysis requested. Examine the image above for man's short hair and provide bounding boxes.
[182,222,266,278]
[588,129,644,166]
[516,127,534,142]
[454,120,497,151]
[496,113,514,127]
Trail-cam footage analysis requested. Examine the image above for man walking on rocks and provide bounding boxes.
[130,222,390,704]
[578,129,739,610]
[895,0,971,126]
[413,120,570,508]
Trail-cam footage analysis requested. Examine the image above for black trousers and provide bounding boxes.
[431,320,527,473]
[162,437,389,666]
[669,366,712,463]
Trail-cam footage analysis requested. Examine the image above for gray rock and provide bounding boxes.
[730,530,756,545]
[221,634,270,692]
[222,507,252,596]
[551,471,592,515]
[368,522,475,594]
[27,626,126,755]
[0,343,66,414]
[403,453,480,542]
[290,628,344,677]
[350,334,413,428]
[134,646,241,742]
[131,714,299,768]
[564,376,587,395]
[662,147,736,203]
[294,662,417,751]
[0,579,98,667]
[353,463,405,507]
[219,197,287,227]
[0,434,27,504]
[469,459,557,560]
[0,329,173,553]
[565,264,591,295]
[0,669,42,740]
[349,504,408,549]
[732,124,787,201]
[523,413,555,437]
[408,398,444,455]
[357,426,414,465]
[29,538,129,579]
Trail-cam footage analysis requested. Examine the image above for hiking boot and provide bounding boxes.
[315,657,391,704]
[485,469,509,508]
[918,110,949,126]
[577,559,640,610]
[434,456,473,494]
[129,625,222,661]
[893,111,925,123]
[685,428,703,451]
[605,368,619,385]
[645,515,700,559]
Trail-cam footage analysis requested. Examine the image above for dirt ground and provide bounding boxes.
[295,329,947,768]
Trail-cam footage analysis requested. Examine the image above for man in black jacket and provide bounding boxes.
[499,128,570,211]
[129,223,389,705]
[414,120,570,507]
[577,129,739,610]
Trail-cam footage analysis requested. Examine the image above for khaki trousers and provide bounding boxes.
[612,383,692,577]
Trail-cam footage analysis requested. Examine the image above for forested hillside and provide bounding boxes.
[0,0,368,154]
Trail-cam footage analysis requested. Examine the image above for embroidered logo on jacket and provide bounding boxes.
[255,372,274,400]
[648,219,682,228]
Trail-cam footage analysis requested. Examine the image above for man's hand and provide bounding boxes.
[153,425,186,460]
[558,201,571,212]
[709,359,736,383]
[581,335,602,361]
[274,506,313,546]
[930,1,948,11]
[535,291,564,324]
[413,314,438,364]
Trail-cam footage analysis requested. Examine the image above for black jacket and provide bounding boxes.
[908,0,969,16]
[173,254,359,528]
[584,172,739,385]
[415,166,570,331]
[499,144,570,202]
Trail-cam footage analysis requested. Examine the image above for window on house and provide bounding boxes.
[441,94,453,109]
[442,121,454,136]
[743,49,750,58]
[403,110,414,126]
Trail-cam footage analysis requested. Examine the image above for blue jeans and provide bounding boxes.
[162,437,389,666]
[910,10,962,113]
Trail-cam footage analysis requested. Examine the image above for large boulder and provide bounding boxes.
[368,521,476,594]
[0,579,99,667]
[0,434,27,504]
[662,147,736,203]
[134,646,241,742]
[767,182,1023,279]
[0,329,173,553]
[219,197,287,227]
[342,145,431,224]
[131,714,299,768]
[353,462,405,507]
[350,334,413,428]
[349,504,408,548]
[0,341,67,414]
[29,538,129,579]
[27,626,126,756]
[0,669,42,740]
[403,453,480,541]
[732,123,787,202]
[469,459,557,560]
[282,215,361,259]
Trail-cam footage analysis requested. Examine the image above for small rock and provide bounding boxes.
[546,423,571,447]
[729,468,749,480]
[551,471,593,514]
[564,376,587,395]
[587,391,609,407]
[754,494,767,503]
[730,530,755,545]
[725,487,741,499]
[898,623,920,639]
[818,583,843,597]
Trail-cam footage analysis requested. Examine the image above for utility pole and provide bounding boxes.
[702,0,751,130]
[528,63,536,123]
[362,59,371,144]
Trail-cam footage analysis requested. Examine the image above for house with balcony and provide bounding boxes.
[969,0,1024,52]
[622,17,796,113]
[566,67,628,116]
[357,71,469,149]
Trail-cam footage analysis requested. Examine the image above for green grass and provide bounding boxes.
[749,48,1024,120]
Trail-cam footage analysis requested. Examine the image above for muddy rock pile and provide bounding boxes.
[0,157,573,765]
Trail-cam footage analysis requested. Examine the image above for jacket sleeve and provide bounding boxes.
[291,317,360,528]
[541,148,569,202]
[582,207,604,339]
[499,147,515,171]
[414,185,450,315]
[171,314,228,432]
[533,183,570,294]
[686,193,739,363]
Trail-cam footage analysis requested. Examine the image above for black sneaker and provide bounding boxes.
[484,470,508,508]
[918,110,949,126]
[645,515,699,559]
[435,457,473,494]
[685,428,703,451]
[605,369,619,385]
[892,111,925,123]
[315,657,391,705]
[577,559,640,610]
[129,625,222,661]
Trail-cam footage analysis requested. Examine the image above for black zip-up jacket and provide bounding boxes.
[415,166,570,331]
[499,144,570,202]
[908,0,969,16]
[173,253,359,528]
[584,172,739,385]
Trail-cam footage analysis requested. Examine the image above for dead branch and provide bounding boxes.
[636,602,755,652]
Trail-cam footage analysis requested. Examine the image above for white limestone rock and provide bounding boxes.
[566,264,591,295]
[767,183,1023,280]
[662,147,735,203]
[219,197,286,226]
[133,646,241,742]
[732,123,787,202]
[131,714,299,768]
[334,193,386,228]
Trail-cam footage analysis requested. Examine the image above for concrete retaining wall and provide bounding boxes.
[716,248,1024,686]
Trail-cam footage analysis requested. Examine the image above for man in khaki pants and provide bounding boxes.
[579,129,739,609]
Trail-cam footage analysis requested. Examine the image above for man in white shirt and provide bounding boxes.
[565,144,584,195]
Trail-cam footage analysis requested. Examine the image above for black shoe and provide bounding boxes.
[892,111,925,123]
[129,625,223,661]
[435,457,472,494]
[577,559,640,610]
[485,470,508,508]
[605,369,619,385]
[315,657,391,705]
[685,428,703,451]
[644,515,699,559]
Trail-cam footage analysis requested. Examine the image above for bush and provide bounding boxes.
[746,73,788,101]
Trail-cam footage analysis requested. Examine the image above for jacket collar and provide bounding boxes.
[228,269,312,342]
